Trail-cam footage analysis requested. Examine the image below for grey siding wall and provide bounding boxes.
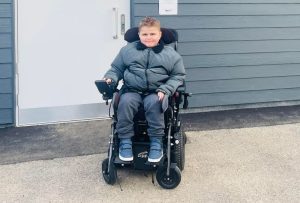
[0,0,14,126]
[132,0,300,108]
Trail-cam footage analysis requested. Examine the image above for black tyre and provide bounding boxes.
[183,130,187,144]
[174,130,185,171]
[102,158,117,185]
[177,116,186,144]
[156,165,181,189]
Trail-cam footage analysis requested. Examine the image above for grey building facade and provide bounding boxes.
[1,0,300,127]
[0,0,14,127]
[133,0,300,108]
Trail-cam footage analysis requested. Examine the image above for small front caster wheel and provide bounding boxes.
[156,165,181,189]
[102,158,117,185]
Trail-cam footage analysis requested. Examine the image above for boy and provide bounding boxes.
[103,17,185,162]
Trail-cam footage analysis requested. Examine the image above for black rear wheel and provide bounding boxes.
[174,130,185,171]
[156,165,181,189]
[183,130,187,144]
[102,158,117,185]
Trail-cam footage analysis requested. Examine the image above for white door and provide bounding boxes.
[16,0,130,126]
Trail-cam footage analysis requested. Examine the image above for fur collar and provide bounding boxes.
[136,40,164,53]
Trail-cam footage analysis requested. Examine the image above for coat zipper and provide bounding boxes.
[145,49,151,91]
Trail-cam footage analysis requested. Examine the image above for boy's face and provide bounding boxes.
[138,26,162,48]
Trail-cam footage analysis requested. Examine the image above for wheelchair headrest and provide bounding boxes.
[124,27,178,44]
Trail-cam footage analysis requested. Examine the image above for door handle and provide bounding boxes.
[112,7,118,39]
[121,14,125,35]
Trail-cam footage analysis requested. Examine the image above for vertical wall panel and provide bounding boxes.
[0,0,14,126]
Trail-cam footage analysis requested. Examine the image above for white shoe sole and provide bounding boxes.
[119,154,133,162]
[148,152,163,163]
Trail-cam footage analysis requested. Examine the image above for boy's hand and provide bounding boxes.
[103,78,112,84]
[157,91,165,101]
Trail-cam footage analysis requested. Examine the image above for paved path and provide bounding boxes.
[2,105,300,165]
[1,123,299,202]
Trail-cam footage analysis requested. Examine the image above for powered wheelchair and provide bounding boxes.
[95,27,190,189]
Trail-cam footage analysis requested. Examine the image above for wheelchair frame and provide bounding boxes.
[96,80,190,189]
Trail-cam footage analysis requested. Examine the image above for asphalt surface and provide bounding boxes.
[0,105,300,202]
[1,105,300,165]
[1,125,299,202]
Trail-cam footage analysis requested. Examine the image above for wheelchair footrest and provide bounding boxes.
[144,161,160,167]
[114,156,133,165]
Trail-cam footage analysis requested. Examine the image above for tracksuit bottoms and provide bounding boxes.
[116,92,167,139]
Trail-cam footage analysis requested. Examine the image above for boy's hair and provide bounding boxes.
[138,16,161,31]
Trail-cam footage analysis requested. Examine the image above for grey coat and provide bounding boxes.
[104,41,185,96]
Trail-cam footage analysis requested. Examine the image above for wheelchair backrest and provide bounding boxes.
[124,27,178,49]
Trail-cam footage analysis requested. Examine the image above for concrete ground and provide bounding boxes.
[1,106,300,202]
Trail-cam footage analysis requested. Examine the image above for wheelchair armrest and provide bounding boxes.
[175,80,187,94]
[175,82,192,109]
[94,80,116,100]
[176,84,186,93]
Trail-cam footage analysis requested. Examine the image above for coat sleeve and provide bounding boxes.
[157,54,186,95]
[103,47,126,83]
